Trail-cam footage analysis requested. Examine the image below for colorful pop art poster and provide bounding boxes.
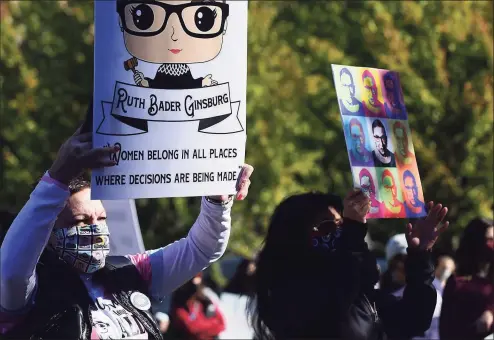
[332,64,426,219]
[91,0,248,200]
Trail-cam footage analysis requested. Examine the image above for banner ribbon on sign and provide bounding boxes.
[96,82,243,136]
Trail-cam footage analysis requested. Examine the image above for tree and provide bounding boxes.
[1,1,492,257]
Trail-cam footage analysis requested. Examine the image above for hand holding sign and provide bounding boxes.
[48,126,119,185]
[343,189,371,224]
[209,164,254,202]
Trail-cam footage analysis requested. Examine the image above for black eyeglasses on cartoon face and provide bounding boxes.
[117,1,229,38]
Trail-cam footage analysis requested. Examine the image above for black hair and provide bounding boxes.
[371,119,386,135]
[224,258,256,296]
[248,192,344,340]
[455,217,494,279]
[170,278,199,313]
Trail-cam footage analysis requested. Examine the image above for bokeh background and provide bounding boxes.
[1,1,493,277]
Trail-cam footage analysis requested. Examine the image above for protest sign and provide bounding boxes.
[92,0,248,199]
[332,64,426,219]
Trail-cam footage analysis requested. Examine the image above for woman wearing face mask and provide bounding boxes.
[249,190,449,340]
[440,217,494,340]
[0,124,254,339]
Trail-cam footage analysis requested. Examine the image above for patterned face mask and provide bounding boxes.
[50,224,110,274]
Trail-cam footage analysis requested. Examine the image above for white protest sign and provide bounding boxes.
[92,0,248,200]
[102,200,145,256]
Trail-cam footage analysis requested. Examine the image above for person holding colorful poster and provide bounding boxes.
[250,189,450,340]
[332,64,427,219]
[0,125,254,339]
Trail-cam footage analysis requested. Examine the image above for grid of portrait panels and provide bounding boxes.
[331,64,426,219]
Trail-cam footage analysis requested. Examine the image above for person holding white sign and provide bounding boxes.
[0,126,254,340]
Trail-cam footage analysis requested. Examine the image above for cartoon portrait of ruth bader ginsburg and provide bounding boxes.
[116,0,228,89]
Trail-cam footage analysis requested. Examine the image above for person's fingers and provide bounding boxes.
[405,223,413,242]
[351,195,368,209]
[84,146,116,161]
[437,221,449,234]
[236,164,254,191]
[355,195,370,210]
[241,164,254,180]
[76,132,92,143]
[236,179,250,200]
[435,206,448,225]
[73,125,84,137]
[345,189,361,199]
[426,203,442,221]
[90,160,117,169]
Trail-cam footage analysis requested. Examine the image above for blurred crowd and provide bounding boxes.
[154,216,493,340]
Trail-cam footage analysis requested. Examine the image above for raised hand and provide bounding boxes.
[405,201,449,251]
[343,189,370,224]
[209,164,254,202]
[48,126,119,185]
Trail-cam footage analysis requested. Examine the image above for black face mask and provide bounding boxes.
[310,219,341,252]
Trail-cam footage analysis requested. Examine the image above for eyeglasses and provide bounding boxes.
[117,1,229,38]
[312,218,342,234]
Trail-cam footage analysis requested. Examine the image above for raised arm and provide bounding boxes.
[1,126,117,315]
[128,164,254,300]
[377,202,449,338]
[129,197,233,299]
[0,175,69,312]
[377,247,437,338]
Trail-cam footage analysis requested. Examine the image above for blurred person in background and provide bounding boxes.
[434,255,455,292]
[155,312,170,336]
[249,189,449,340]
[380,234,408,297]
[219,258,256,339]
[0,123,254,339]
[413,255,455,340]
[169,273,225,340]
[440,217,494,340]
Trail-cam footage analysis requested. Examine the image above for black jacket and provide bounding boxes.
[3,250,163,340]
[266,220,437,340]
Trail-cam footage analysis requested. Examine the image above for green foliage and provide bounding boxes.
[1,1,492,253]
